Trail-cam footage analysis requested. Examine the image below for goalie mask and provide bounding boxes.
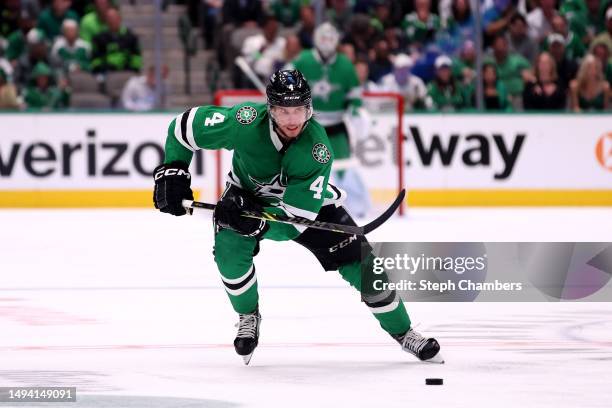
[314,22,340,60]
[266,70,313,137]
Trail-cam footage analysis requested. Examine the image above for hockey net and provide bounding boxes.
[213,90,405,215]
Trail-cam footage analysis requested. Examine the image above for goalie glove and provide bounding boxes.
[214,186,269,239]
[153,161,194,216]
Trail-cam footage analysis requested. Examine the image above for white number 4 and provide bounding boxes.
[204,112,225,126]
[309,176,324,199]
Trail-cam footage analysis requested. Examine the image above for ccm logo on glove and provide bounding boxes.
[154,168,191,180]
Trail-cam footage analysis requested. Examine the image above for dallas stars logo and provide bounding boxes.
[236,106,257,125]
[311,78,339,102]
[312,143,331,164]
[249,173,287,200]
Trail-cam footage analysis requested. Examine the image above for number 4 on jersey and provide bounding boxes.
[309,176,324,199]
[205,112,225,126]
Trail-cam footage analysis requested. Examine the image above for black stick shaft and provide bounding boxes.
[182,188,405,236]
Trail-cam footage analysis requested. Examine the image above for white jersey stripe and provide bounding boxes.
[220,265,254,285]
[173,112,194,152]
[185,107,198,150]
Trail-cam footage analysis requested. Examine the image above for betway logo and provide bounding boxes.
[407,126,525,180]
[355,126,526,180]
[0,129,205,178]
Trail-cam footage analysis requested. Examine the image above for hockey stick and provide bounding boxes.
[182,189,405,235]
[234,56,267,93]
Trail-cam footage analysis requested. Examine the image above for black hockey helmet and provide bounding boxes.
[266,69,312,107]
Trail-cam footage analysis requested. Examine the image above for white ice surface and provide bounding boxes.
[1,208,611,407]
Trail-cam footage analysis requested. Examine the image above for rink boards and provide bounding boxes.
[0,112,610,207]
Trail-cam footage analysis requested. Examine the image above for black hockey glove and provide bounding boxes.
[214,189,269,239]
[153,161,193,216]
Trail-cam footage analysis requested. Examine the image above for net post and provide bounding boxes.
[363,91,405,216]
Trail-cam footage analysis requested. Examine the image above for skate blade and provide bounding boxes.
[423,353,445,364]
[242,352,254,365]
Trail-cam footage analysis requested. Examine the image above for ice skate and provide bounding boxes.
[234,308,261,365]
[393,328,444,364]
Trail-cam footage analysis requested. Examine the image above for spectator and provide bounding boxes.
[370,0,394,34]
[507,13,538,63]
[270,0,301,28]
[80,0,110,45]
[481,62,511,110]
[0,66,20,109]
[584,0,608,38]
[339,43,356,64]
[390,0,413,27]
[50,19,91,75]
[297,5,316,49]
[37,0,79,42]
[445,0,476,51]
[523,51,567,110]
[326,0,353,33]
[592,7,612,54]
[562,0,609,45]
[4,9,36,64]
[383,27,403,55]
[343,14,378,63]
[452,39,476,84]
[355,59,377,90]
[284,34,302,63]
[241,16,286,81]
[548,33,578,89]
[482,0,516,45]
[559,0,590,45]
[0,56,12,81]
[527,0,558,43]
[402,0,441,51]
[590,41,612,86]
[368,39,393,83]
[199,0,222,50]
[121,65,168,111]
[545,14,586,62]
[426,55,466,111]
[465,62,511,111]
[220,0,263,70]
[23,61,69,109]
[13,28,49,87]
[570,54,610,111]
[91,7,142,74]
[486,34,532,104]
[378,53,429,110]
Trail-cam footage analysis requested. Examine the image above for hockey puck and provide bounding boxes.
[425,378,443,385]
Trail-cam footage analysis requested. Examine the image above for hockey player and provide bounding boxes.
[288,23,371,217]
[153,69,442,365]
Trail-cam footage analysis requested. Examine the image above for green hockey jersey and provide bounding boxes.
[289,50,362,126]
[163,102,342,241]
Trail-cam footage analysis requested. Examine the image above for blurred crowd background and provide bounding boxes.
[0,0,611,112]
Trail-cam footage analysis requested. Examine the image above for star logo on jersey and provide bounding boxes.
[236,106,258,125]
[312,143,331,164]
[311,78,339,102]
[249,174,287,200]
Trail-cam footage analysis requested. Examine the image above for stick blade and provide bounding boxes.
[362,189,405,235]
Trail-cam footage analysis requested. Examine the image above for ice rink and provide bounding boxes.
[1,207,611,407]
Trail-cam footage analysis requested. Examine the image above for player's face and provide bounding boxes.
[271,105,311,139]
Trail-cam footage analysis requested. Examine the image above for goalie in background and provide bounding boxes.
[288,22,372,218]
